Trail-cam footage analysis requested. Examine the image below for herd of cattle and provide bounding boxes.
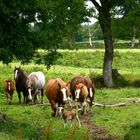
[4,67,95,127]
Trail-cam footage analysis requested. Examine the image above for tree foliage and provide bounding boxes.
[0,0,89,66]
[112,0,140,42]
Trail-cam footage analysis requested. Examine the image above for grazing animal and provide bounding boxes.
[26,71,45,104]
[4,79,15,104]
[70,76,95,112]
[59,107,81,128]
[84,76,95,112]
[14,67,28,103]
[75,83,88,115]
[45,78,70,117]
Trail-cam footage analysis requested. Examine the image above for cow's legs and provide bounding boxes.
[9,93,13,105]
[89,97,93,112]
[50,100,57,117]
[18,92,21,104]
[81,99,87,115]
[34,94,37,104]
[41,89,44,104]
[23,92,28,104]
[6,92,11,104]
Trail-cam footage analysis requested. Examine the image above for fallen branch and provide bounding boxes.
[118,98,140,101]
[93,102,126,107]
[87,99,127,107]
[134,98,140,103]
[29,100,127,108]
[29,103,51,107]
[119,98,140,103]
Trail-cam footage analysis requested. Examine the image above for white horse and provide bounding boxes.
[26,71,45,104]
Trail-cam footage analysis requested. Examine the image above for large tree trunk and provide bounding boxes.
[90,0,115,87]
[99,10,114,87]
[102,25,114,87]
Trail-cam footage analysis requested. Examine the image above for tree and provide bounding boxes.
[112,0,140,47]
[90,0,122,87]
[0,0,88,66]
[89,0,140,87]
[122,0,140,48]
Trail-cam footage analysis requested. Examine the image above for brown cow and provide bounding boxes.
[45,78,70,117]
[84,76,95,112]
[4,79,15,104]
[70,76,95,112]
[75,83,88,115]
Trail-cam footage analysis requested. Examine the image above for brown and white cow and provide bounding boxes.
[70,76,95,113]
[45,78,70,117]
[75,83,88,115]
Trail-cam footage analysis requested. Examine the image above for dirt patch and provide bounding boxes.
[80,114,117,140]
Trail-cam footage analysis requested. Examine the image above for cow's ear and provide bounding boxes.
[75,84,78,89]
[81,84,84,89]
[66,81,70,86]
[66,82,71,90]
[80,83,84,88]
[57,82,61,89]
[56,80,61,89]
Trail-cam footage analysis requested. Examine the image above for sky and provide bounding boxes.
[83,0,100,25]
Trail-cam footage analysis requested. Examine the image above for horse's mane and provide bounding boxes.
[18,68,26,76]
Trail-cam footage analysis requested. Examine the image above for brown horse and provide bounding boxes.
[45,78,70,117]
[70,76,95,112]
[14,67,29,103]
[4,79,15,104]
[75,83,88,115]
[84,76,95,112]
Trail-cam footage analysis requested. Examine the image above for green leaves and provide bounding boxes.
[0,0,89,68]
[0,48,13,64]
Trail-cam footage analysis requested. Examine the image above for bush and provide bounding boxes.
[89,71,105,88]
[133,80,140,87]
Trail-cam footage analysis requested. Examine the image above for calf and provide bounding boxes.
[58,107,81,128]
[4,80,15,104]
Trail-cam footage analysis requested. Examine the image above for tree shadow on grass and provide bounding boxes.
[0,116,39,139]
[124,123,140,140]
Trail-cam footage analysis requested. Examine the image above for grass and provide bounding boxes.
[93,88,140,139]
[75,40,140,49]
[0,48,140,139]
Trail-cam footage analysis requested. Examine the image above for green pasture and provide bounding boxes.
[0,49,140,139]
[75,40,140,49]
